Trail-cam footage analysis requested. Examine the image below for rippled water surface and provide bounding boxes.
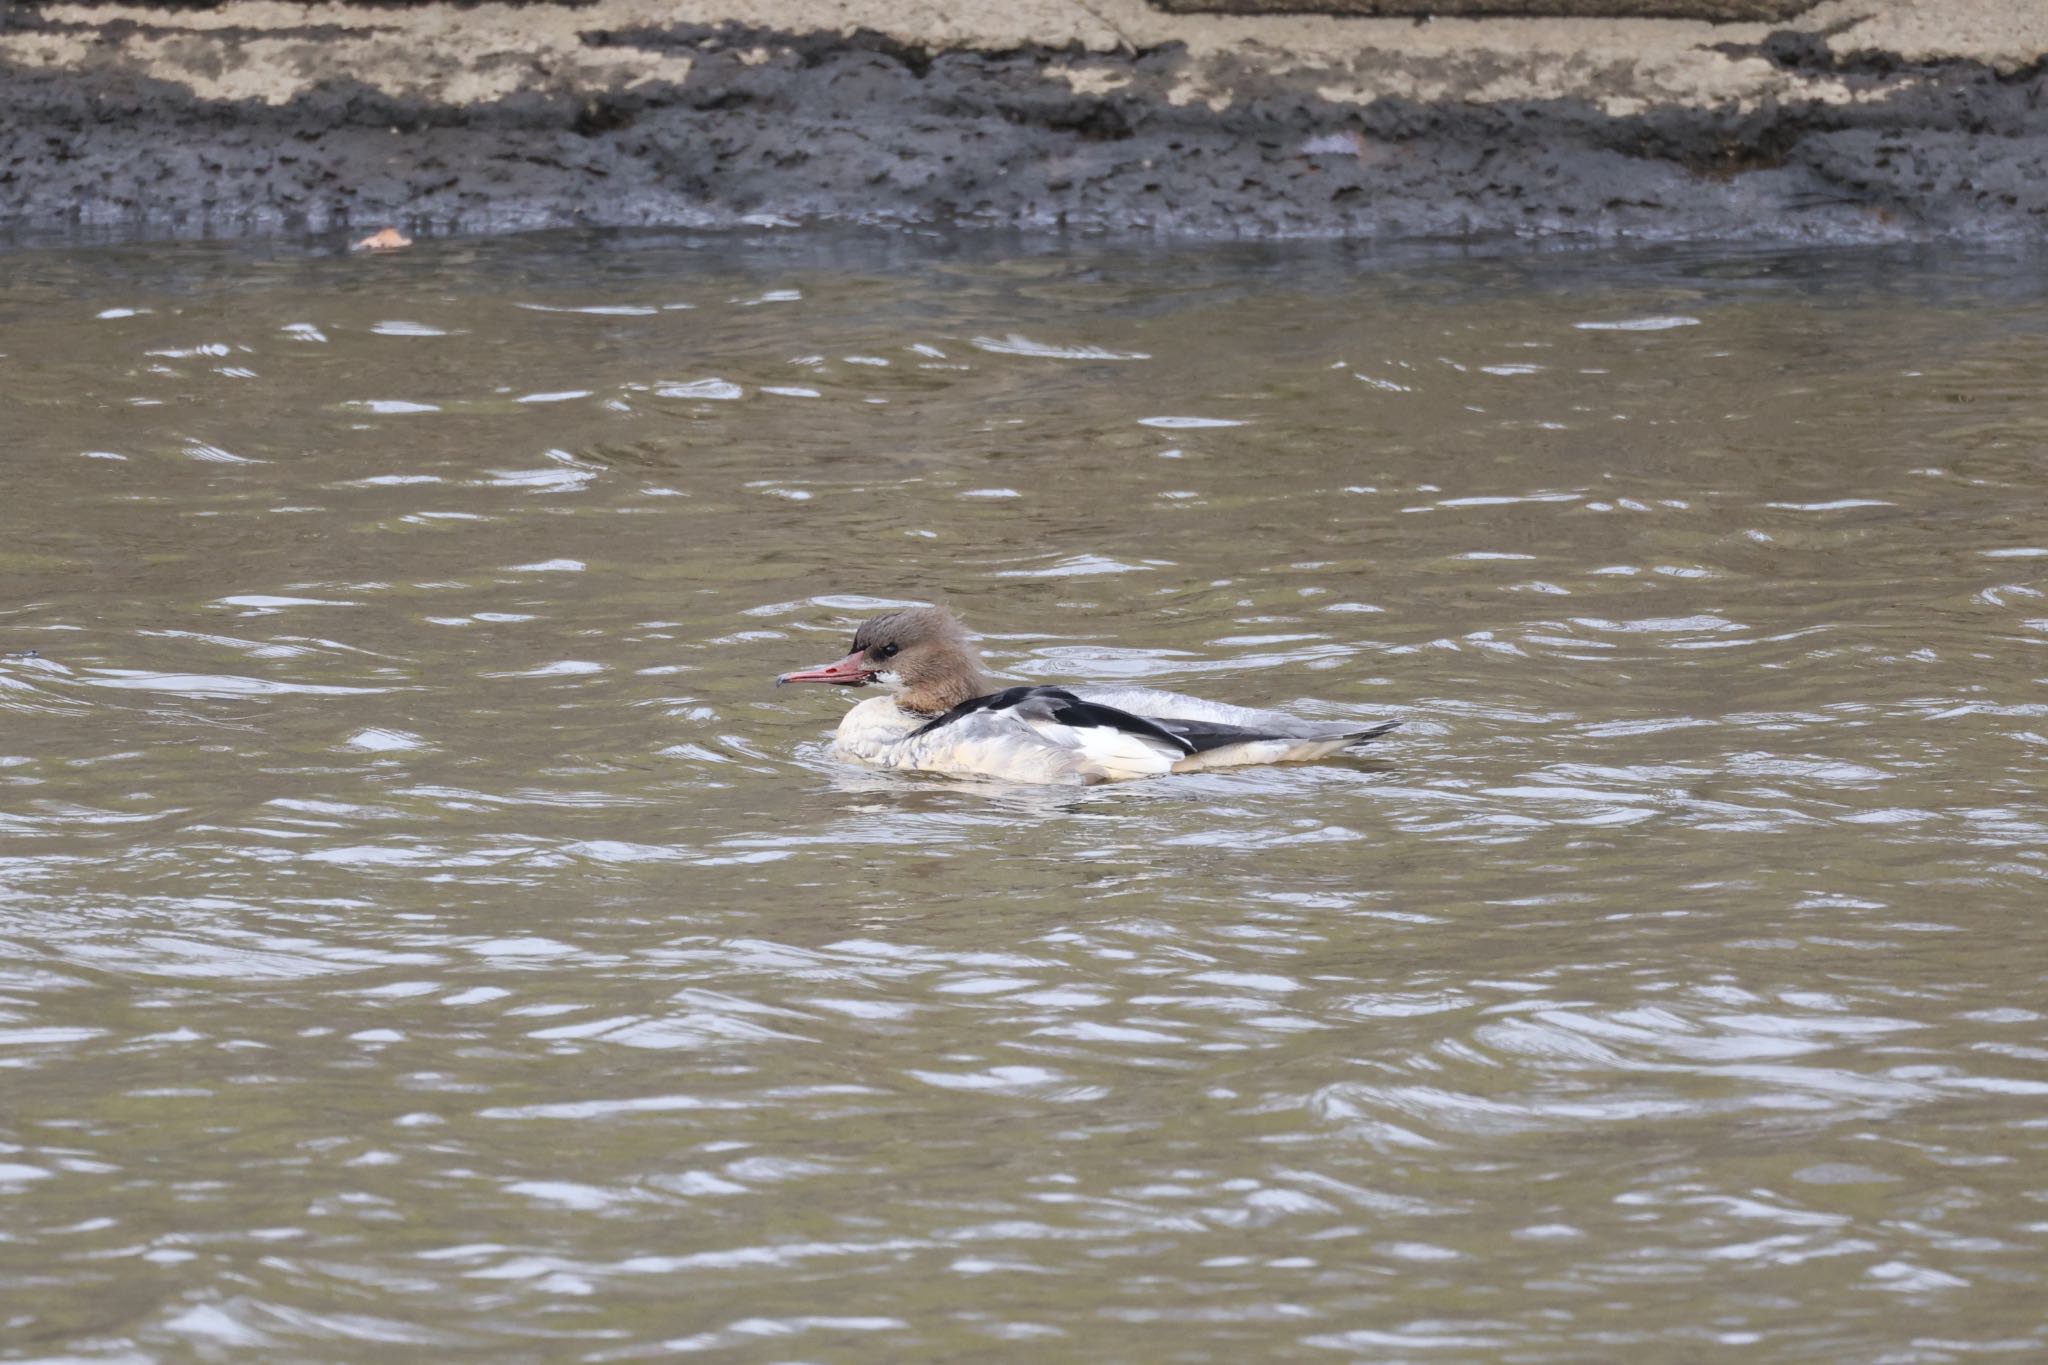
[3,234,2046,1361]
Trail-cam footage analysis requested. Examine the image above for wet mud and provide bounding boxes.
[2,2,2046,242]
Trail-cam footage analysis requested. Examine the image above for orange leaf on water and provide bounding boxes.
[351,227,414,252]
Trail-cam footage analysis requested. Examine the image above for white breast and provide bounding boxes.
[833,695,923,757]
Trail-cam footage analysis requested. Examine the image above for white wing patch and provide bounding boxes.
[1021,717,1180,781]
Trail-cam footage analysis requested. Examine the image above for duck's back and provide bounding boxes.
[831,686,1394,784]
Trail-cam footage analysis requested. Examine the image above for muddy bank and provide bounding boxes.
[3,0,2046,242]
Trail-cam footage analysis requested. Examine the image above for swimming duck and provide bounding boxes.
[775,606,1399,784]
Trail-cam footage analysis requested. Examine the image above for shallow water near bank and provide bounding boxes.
[2,232,2045,1361]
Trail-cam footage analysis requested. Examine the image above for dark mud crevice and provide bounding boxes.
[1719,26,2048,87]
[0,14,389,41]
[582,22,1175,74]
[3,19,2047,243]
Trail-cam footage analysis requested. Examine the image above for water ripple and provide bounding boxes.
[1,237,2043,1361]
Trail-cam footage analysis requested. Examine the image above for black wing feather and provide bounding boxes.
[908,688,1400,756]
[1042,695,1196,755]
[1150,717,1287,754]
[1153,717,1402,754]
[901,685,1037,740]
[906,686,1195,755]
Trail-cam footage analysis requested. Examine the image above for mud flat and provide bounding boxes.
[3,0,2046,241]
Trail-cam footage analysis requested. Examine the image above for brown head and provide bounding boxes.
[775,606,989,715]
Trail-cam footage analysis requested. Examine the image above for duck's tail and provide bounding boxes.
[1340,719,1402,748]
[1167,717,1401,772]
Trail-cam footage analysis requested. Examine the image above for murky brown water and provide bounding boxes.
[3,233,2045,1361]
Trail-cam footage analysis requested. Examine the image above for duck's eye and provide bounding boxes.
[879,642,901,660]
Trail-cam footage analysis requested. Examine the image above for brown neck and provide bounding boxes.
[897,649,989,716]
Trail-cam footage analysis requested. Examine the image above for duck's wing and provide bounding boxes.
[1067,686,1402,769]
[905,686,1193,782]
[1152,715,1400,754]
[906,686,1189,750]
[898,685,1399,781]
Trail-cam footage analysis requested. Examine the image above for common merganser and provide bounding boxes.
[775,606,1400,784]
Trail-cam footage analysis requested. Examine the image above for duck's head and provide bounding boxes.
[775,606,988,714]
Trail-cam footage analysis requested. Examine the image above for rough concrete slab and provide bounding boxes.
[1,0,2046,242]
[1159,2,1823,18]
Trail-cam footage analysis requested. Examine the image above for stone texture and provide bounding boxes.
[0,0,2045,242]
[1156,2,1820,19]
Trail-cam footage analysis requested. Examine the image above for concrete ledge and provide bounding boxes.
[1157,2,1823,19]
[3,0,2046,242]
